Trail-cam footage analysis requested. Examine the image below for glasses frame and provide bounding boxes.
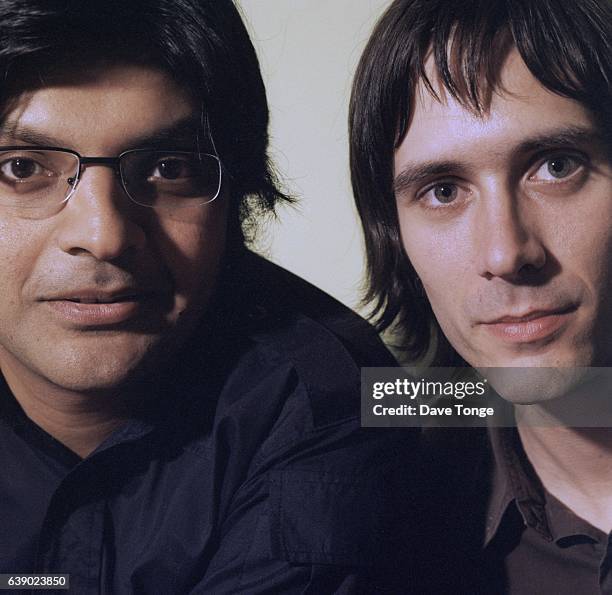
[0,145,223,209]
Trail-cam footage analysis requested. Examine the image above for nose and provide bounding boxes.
[475,186,546,280]
[56,166,146,260]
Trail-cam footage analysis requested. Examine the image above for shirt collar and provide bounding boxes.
[485,426,551,546]
[484,426,607,548]
[544,490,604,545]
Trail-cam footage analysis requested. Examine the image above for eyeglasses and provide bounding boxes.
[0,146,223,214]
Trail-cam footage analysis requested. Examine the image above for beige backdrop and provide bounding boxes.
[238,0,390,312]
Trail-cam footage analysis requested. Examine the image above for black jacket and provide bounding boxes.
[0,251,417,594]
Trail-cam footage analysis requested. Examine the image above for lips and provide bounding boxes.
[486,306,575,325]
[43,288,155,326]
[63,294,140,304]
[481,305,576,344]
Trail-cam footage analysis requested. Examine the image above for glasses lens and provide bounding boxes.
[120,151,221,208]
[0,149,78,210]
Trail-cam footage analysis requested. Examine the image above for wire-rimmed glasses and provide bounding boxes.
[0,146,223,215]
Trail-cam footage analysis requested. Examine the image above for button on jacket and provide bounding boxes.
[0,251,415,594]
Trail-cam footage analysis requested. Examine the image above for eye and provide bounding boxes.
[530,155,583,183]
[150,157,195,180]
[431,183,458,203]
[417,182,467,209]
[0,157,46,181]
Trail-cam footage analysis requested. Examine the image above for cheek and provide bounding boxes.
[399,212,467,310]
[0,219,47,304]
[155,202,228,302]
[545,186,612,295]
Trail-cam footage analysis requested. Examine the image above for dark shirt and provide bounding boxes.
[485,428,612,595]
[415,427,612,594]
[0,250,416,594]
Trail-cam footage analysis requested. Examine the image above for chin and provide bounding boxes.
[46,361,146,393]
[46,337,164,393]
[470,346,596,404]
[481,367,590,404]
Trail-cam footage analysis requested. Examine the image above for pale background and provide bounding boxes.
[238,0,390,313]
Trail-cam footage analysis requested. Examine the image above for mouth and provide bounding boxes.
[44,290,154,326]
[481,305,577,344]
[63,294,141,304]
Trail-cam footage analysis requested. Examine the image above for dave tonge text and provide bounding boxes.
[373,404,495,418]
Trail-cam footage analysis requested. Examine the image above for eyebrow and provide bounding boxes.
[393,125,606,197]
[0,116,205,151]
[393,160,467,197]
[515,126,606,155]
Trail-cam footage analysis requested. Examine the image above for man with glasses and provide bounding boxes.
[0,1,411,592]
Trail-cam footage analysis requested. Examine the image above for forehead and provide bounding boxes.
[0,64,197,152]
[396,50,594,168]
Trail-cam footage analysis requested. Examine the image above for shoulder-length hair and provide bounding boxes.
[349,0,611,363]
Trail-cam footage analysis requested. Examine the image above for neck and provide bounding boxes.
[517,416,612,533]
[1,361,131,459]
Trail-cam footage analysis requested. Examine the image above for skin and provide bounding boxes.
[394,49,612,532]
[0,64,228,455]
[395,50,612,387]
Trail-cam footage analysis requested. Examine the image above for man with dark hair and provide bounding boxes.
[0,1,412,592]
[350,0,612,592]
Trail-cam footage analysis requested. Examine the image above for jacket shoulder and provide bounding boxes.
[226,251,395,426]
[241,251,394,363]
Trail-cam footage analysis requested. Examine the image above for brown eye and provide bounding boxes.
[157,159,184,180]
[2,158,38,179]
[151,158,195,181]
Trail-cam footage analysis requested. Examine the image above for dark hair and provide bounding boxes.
[0,0,291,245]
[349,0,612,363]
